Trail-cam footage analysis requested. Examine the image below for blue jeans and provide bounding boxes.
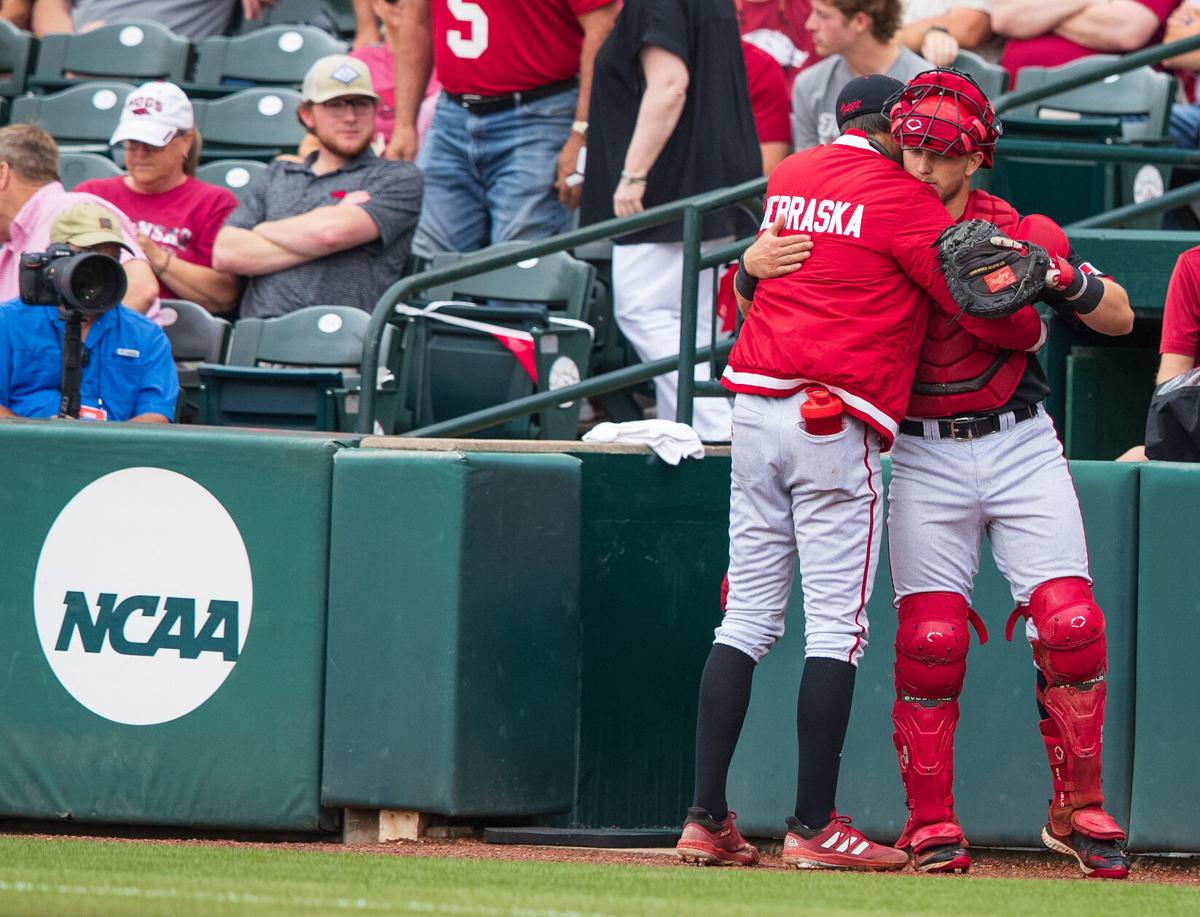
[414,89,576,256]
[1170,102,1200,149]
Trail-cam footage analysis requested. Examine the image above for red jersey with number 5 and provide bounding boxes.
[433,0,613,95]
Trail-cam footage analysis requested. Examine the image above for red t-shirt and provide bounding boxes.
[742,40,791,145]
[1161,246,1200,358]
[433,0,612,95]
[75,176,239,301]
[735,0,815,86]
[1002,0,1178,83]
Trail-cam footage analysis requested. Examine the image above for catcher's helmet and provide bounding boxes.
[887,69,1001,167]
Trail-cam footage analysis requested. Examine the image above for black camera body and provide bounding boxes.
[19,243,127,315]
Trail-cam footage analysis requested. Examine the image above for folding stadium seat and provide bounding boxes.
[29,21,190,93]
[9,82,133,153]
[239,0,357,38]
[395,250,596,439]
[195,159,267,203]
[198,305,398,431]
[158,299,232,424]
[191,25,347,94]
[990,59,1176,226]
[191,87,305,162]
[0,19,34,101]
[58,151,123,189]
[951,50,1007,99]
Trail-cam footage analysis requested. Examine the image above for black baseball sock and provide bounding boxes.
[691,643,756,823]
[794,656,857,829]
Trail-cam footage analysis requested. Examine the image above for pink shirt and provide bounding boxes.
[0,182,160,320]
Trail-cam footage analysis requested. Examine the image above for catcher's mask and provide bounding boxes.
[887,69,1002,167]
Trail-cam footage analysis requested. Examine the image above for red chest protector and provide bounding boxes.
[907,190,1029,419]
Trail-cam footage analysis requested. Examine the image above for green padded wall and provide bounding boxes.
[0,421,343,831]
[1131,463,1200,852]
[570,451,732,829]
[727,460,1138,846]
[323,448,581,815]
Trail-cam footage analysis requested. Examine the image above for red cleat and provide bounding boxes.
[781,813,908,871]
[675,808,759,866]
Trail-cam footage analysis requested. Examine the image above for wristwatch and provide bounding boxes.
[571,120,589,137]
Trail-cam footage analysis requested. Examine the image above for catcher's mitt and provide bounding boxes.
[936,219,1050,319]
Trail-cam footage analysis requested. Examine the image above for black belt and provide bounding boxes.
[899,404,1039,440]
[445,78,578,115]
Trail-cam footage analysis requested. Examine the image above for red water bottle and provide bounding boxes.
[801,386,844,436]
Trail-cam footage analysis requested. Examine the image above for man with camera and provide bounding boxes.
[0,203,179,423]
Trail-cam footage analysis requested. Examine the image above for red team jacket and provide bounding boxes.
[721,132,1043,446]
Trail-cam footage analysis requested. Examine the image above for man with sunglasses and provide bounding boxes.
[213,55,423,318]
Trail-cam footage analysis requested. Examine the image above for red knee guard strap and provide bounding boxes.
[893,698,961,849]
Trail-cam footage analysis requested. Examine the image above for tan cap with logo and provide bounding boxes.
[301,54,379,104]
[50,203,134,253]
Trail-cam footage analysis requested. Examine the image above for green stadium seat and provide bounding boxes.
[58,151,123,189]
[195,158,267,203]
[192,25,347,93]
[239,0,357,37]
[952,49,1007,99]
[158,299,232,424]
[199,306,397,431]
[993,59,1176,227]
[29,21,190,93]
[0,19,34,100]
[423,244,597,322]
[395,303,593,439]
[192,88,305,162]
[9,82,134,153]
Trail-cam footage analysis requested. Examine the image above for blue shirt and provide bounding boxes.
[0,298,179,421]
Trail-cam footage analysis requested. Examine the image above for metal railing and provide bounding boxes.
[356,179,764,434]
[360,34,1200,436]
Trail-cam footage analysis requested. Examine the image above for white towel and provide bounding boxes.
[582,420,706,465]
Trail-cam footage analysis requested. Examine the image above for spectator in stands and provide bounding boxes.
[28,1,276,40]
[1162,4,1200,149]
[212,55,422,318]
[743,39,793,172]
[992,0,1178,84]
[735,0,817,87]
[348,0,441,153]
[0,202,179,423]
[581,0,760,441]
[76,82,240,316]
[793,0,928,148]
[896,0,1001,66]
[385,0,620,256]
[0,124,159,316]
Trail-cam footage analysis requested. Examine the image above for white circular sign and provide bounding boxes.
[92,89,118,111]
[1133,165,1164,204]
[549,355,580,408]
[158,306,179,327]
[34,468,253,726]
[278,31,305,53]
[517,258,540,269]
[257,94,285,117]
[225,167,251,188]
[317,313,343,333]
[118,26,144,47]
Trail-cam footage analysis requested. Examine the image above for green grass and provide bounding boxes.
[0,836,1195,916]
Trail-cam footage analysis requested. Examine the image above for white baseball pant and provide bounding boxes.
[887,405,1091,641]
[716,391,883,665]
[611,240,732,442]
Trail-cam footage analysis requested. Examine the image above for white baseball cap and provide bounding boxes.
[110,81,194,147]
[301,54,379,104]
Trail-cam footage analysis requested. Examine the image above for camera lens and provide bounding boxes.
[57,252,127,314]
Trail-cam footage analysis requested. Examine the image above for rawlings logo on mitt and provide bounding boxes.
[936,219,1050,319]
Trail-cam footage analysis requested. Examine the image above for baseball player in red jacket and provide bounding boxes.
[742,69,1135,879]
[675,74,1042,870]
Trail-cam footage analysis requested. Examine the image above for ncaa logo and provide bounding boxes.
[33,468,253,725]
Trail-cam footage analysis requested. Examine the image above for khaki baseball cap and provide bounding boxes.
[301,54,379,104]
[50,203,133,252]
